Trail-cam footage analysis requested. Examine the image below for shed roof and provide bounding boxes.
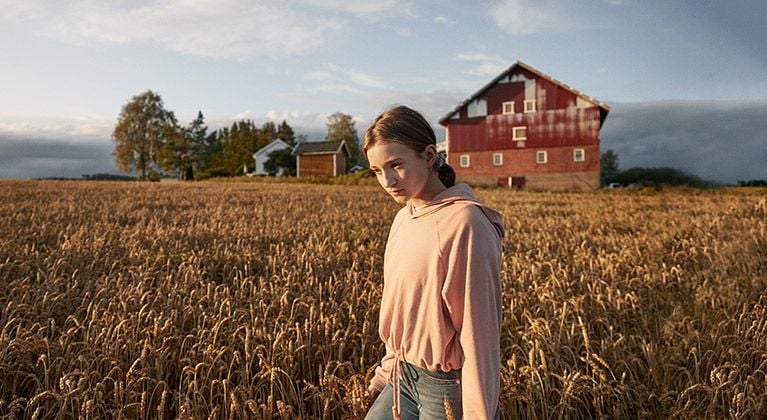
[439,61,610,126]
[293,140,350,157]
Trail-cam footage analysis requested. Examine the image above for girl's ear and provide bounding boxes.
[422,144,437,167]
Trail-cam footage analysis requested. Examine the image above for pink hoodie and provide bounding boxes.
[368,183,505,419]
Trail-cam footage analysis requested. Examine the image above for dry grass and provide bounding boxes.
[0,180,765,419]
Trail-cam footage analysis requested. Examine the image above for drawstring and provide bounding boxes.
[390,352,402,419]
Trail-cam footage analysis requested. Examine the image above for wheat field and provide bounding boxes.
[1,180,765,419]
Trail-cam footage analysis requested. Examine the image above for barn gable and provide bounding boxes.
[440,61,610,126]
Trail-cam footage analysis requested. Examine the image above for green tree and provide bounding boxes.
[222,120,260,176]
[263,147,296,176]
[600,149,620,186]
[276,120,296,145]
[159,111,208,180]
[158,125,188,179]
[325,112,361,170]
[112,90,177,180]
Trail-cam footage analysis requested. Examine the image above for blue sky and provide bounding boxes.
[1,0,766,182]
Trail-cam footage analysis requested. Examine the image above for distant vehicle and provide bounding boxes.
[348,164,366,174]
[607,182,622,189]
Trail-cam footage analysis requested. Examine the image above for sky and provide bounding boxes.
[1,0,765,183]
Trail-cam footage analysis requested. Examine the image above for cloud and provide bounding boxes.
[456,52,510,76]
[6,0,345,60]
[601,101,767,184]
[303,64,387,92]
[490,0,571,35]
[434,15,455,24]
[301,0,406,17]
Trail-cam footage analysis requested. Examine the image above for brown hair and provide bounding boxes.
[363,105,455,188]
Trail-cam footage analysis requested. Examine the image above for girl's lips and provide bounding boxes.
[389,189,404,195]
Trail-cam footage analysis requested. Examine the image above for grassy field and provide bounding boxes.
[1,180,765,419]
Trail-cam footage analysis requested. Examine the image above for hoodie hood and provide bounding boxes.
[408,183,505,238]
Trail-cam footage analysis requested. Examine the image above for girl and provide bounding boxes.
[363,105,504,419]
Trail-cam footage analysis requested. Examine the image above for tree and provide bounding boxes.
[159,111,209,180]
[263,147,296,176]
[600,149,620,187]
[222,120,260,176]
[325,112,361,170]
[276,120,296,145]
[113,91,177,180]
[615,167,714,188]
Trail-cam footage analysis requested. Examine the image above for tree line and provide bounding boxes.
[112,90,361,181]
[600,149,716,188]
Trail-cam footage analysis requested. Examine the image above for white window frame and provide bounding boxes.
[524,99,537,113]
[512,126,527,141]
[536,150,547,164]
[493,153,503,166]
[573,148,585,162]
[460,154,470,168]
[502,101,515,115]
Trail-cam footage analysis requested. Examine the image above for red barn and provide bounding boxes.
[439,61,610,190]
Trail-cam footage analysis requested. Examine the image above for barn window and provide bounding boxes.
[574,148,585,162]
[493,153,503,166]
[460,154,470,168]
[512,126,527,141]
[536,150,547,164]
[502,101,515,115]
[524,100,537,113]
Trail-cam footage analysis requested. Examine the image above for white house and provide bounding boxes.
[252,139,292,175]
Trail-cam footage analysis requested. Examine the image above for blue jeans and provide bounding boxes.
[365,362,464,419]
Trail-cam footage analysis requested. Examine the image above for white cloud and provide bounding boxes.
[301,0,405,17]
[11,0,344,59]
[434,15,455,25]
[490,0,571,35]
[303,64,387,91]
[456,52,510,76]
[0,115,113,139]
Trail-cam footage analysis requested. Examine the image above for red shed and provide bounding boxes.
[439,61,610,190]
[293,140,350,177]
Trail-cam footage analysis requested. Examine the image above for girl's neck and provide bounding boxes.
[410,174,447,208]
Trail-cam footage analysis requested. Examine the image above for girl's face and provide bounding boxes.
[366,141,435,205]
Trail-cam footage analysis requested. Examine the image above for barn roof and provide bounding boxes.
[292,140,350,157]
[439,61,610,126]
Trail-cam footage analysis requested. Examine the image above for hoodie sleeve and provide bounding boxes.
[368,341,395,394]
[440,205,503,419]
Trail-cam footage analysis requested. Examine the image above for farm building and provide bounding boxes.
[252,139,292,176]
[293,140,350,177]
[439,61,610,190]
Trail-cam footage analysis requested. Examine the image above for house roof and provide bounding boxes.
[292,140,350,157]
[252,139,292,158]
[439,61,610,126]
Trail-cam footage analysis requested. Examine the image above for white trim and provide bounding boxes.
[502,101,515,115]
[512,126,527,141]
[296,155,300,176]
[573,148,585,162]
[445,127,450,164]
[492,153,503,166]
[460,154,470,168]
[333,154,337,176]
[524,99,537,113]
[536,150,547,164]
